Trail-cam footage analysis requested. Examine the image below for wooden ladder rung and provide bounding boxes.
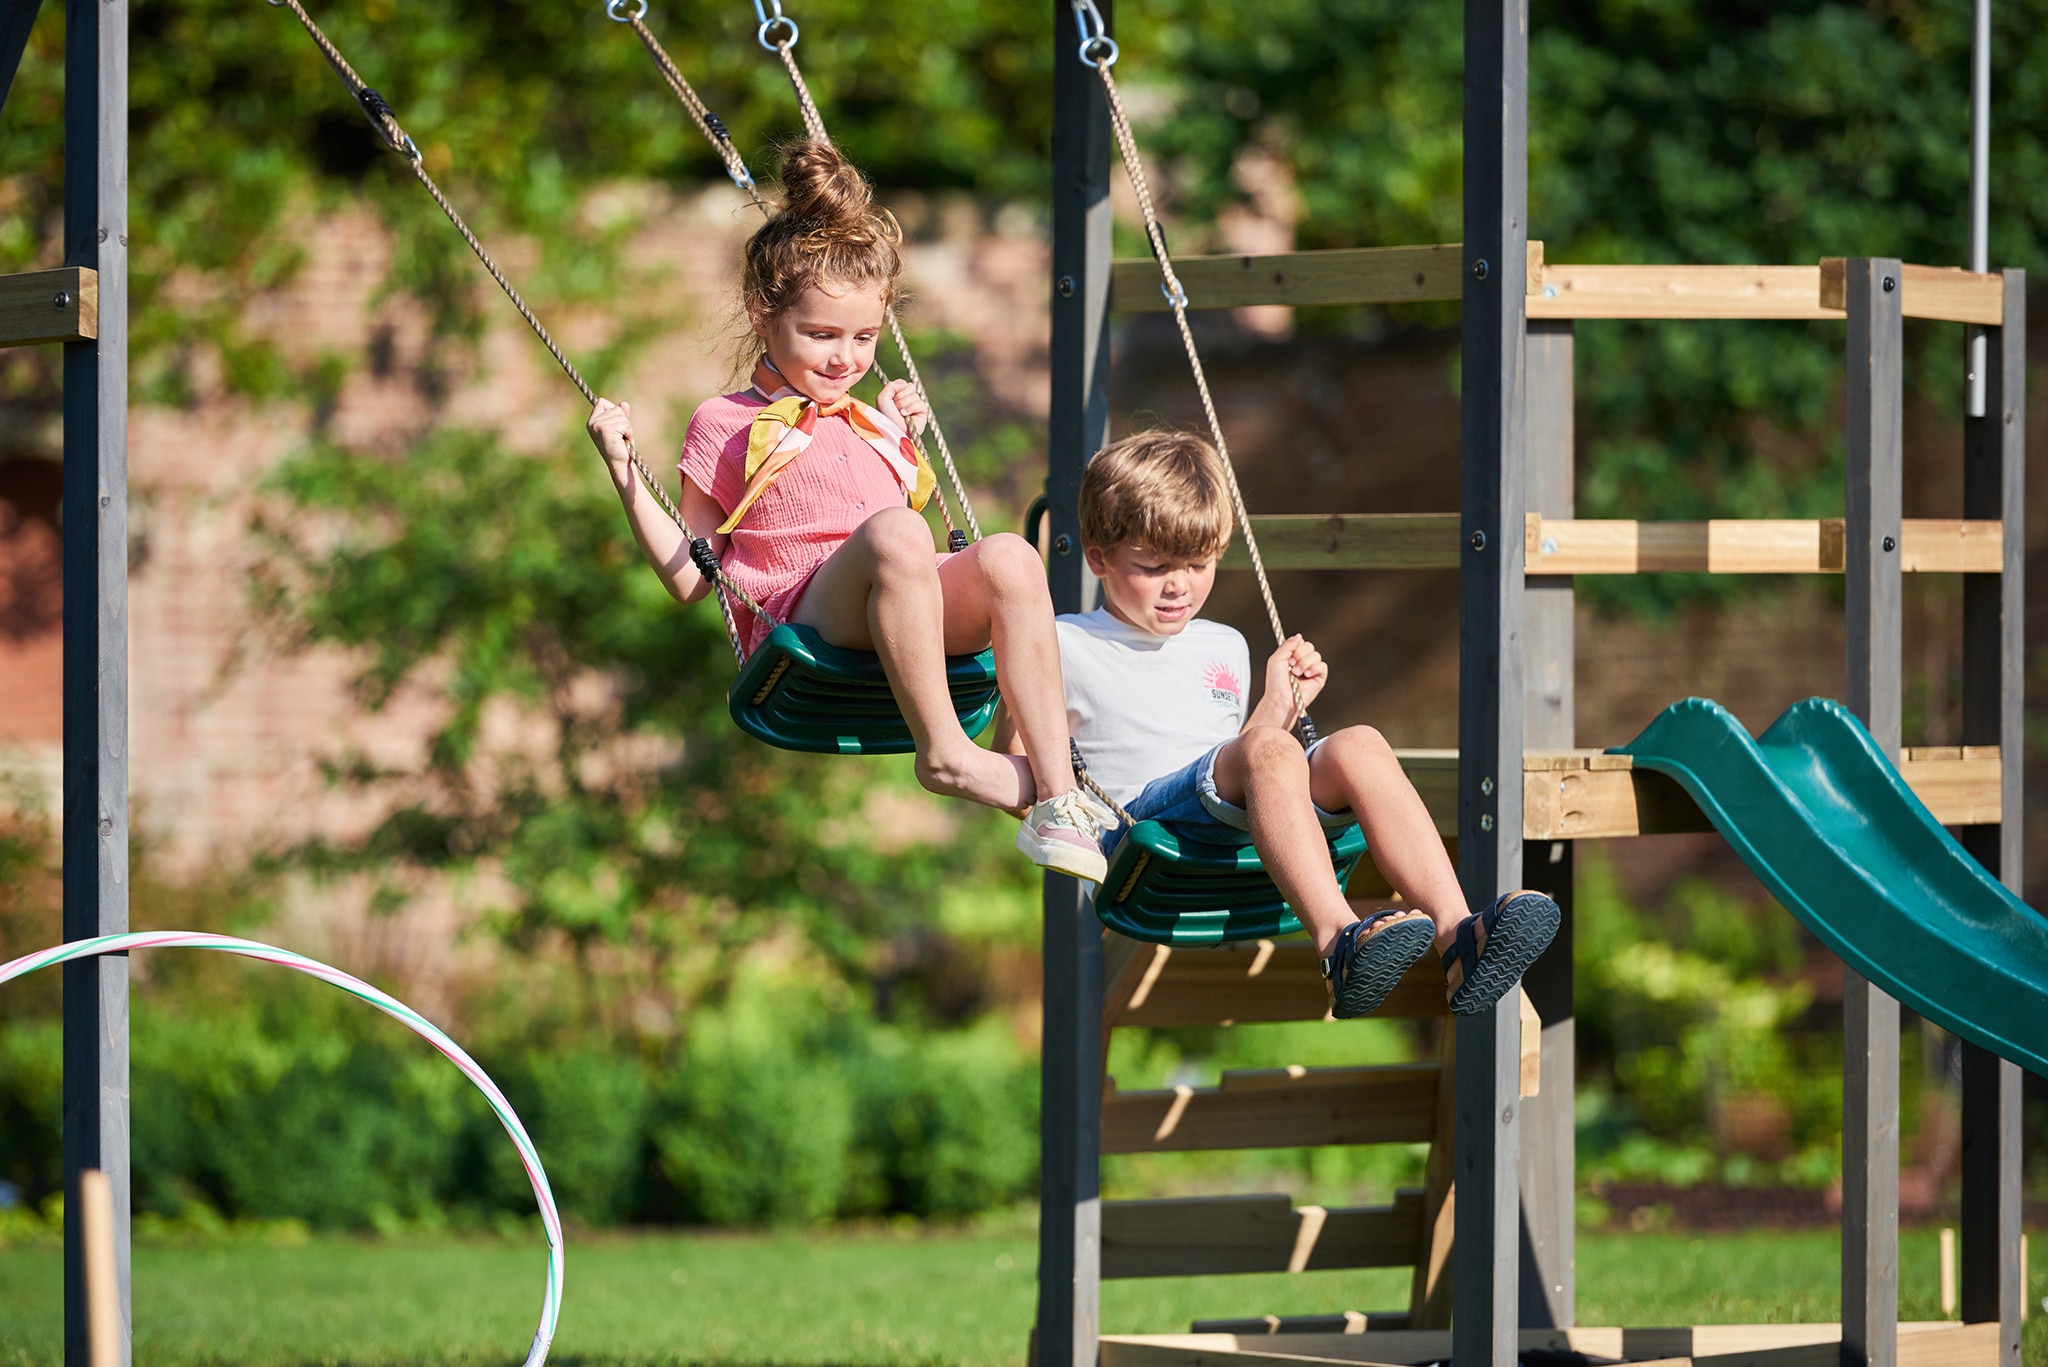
[1102,1190,1426,1279]
[0,267,98,348]
[1102,1064,1440,1155]
[1105,940,1446,1030]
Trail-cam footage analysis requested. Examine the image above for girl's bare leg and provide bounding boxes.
[1211,725,1359,955]
[791,508,1030,809]
[1306,726,1470,950]
[937,533,1077,804]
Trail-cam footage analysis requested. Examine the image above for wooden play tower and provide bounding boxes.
[1033,4,2029,1367]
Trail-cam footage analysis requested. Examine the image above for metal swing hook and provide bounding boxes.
[605,0,648,22]
[753,0,799,50]
[1070,0,1118,66]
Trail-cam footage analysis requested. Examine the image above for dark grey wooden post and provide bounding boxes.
[61,0,130,1361]
[1958,270,2024,1367]
[1519,319,1574,1330]
[1037,3,1112,1363]
[1456,0,1528,1360]
[0,0,42,111]
[1841,258,1902,1367]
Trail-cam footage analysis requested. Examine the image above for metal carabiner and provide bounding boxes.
[606,0,647,22]
[753,0,799,49]
[1070,0,1118,66]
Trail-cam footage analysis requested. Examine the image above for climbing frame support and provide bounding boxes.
[1958,270,2027,1367]
[57,0,133,1362]
[1037,2,1114,1366]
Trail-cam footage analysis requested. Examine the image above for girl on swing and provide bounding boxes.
[587,140,1113,882]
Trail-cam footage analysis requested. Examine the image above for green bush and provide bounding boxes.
[849,1021,1039,1219]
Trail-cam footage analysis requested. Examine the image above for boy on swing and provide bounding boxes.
[1026,431,1559,1018]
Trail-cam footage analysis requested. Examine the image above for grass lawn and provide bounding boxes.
[0,1222,2040,1365]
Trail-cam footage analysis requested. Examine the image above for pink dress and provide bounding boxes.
[679,389,928,656]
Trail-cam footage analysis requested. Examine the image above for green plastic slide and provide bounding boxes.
[1614,697,2048,1078]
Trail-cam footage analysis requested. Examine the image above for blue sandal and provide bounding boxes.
[1442,890,1561,1015]
[1322,909,1437,1019]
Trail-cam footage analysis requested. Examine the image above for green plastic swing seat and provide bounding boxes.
[1094,818,1369,947]
[729,622,1001,755]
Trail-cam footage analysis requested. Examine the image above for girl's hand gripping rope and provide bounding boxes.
[587,398,638,482]
[876,378,929,438]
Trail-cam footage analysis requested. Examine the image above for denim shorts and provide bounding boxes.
[1102,738,1355,852]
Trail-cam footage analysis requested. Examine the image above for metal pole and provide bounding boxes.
[1842,258,1903,1367]
[61,0,130,1360]
[1457,0,1528,1359]
[1966,0,1990,416]
[1037,3,1112,1365]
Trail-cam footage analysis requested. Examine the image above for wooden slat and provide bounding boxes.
[1822,259,2005,326]
[1097,1324,1979,1367]
[1222,515,1461,571]
[1523,517,1996,575]
[1899,519,2003,572]
[1110,245,1465,313]
[1102,1064,1439,1155]
[1188,1314,1406,1336]
[0,267,98,347]
[1901,745,2004,826]
[1102,1191,1425,1279]
[1110,941,1446,1029]
[1528,264,1839,320]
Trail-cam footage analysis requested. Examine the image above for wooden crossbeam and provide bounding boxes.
[0,267,98,347]
[1101,1190,1426,1278]
[1220,515,2000,574]
[1110,244,1466,313]
[1821,259,2005,326]
[1102,1064,1440,1154]
[1107,941,1446,1029]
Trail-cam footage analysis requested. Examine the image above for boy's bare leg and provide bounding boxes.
[792,507,1032,809]
[1211,725,1361,956]
[1306,726,1469,951]
[937,533,1078,805]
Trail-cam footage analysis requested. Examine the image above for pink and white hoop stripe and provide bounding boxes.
[0,930,564,1367]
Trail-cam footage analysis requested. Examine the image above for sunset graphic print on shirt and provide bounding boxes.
[1202,660,1245,712]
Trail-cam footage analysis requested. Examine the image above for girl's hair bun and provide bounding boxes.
[778,140,878,236]
[738,139,906,347]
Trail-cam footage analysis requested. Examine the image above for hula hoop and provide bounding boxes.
[0,932,564,1367]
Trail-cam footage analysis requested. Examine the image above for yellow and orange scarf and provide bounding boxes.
[715,358,935,534]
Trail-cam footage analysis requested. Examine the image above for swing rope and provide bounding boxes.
[1071,1,1313,742]
[266,0,770,665]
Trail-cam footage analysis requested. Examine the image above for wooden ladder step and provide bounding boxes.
[1103,1190,1425,1279]
[1103,1064,1440,1154]
[1188,1313,1410,1336]
[1106,939,1447,1030]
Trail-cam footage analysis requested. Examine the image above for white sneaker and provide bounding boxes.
[1016,787,1114,883]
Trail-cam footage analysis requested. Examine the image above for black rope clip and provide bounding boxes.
[704,110,733,143]
[947,529,969,554]
[355,87,420,161]
[688,538,725,583]
[1294,712,1320,749]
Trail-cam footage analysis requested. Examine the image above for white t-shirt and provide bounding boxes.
[1057,609,1253,805]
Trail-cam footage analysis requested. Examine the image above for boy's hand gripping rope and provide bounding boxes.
[267,0,769,664]
[1070,0,1315,744]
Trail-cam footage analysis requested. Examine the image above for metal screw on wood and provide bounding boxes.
[1472,258,1490,280]
[1883,535,1897,552]
[53,291,70,310]
[1480,814,1494,831]
[1054,534,1072,555]
[1056,275,1076,298]
[1469,530,1487,551]
[1883,276,1897,292]
[1481,777,1494,795]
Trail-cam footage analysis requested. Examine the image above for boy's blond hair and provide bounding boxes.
[1078,430,1234,560]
